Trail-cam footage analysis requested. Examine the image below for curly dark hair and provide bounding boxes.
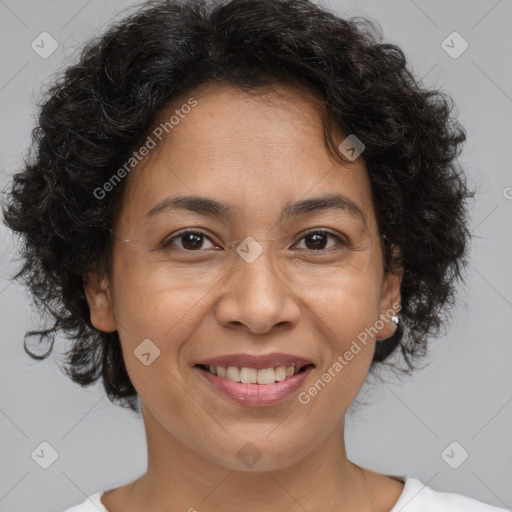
[1,0,473,413]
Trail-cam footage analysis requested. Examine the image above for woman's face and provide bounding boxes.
[85,81,401,471]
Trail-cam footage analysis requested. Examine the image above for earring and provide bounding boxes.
[376,315,399,343]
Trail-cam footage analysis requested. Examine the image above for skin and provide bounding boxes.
[84,81,404,512]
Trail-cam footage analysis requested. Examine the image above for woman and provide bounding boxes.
[2,0,506,510]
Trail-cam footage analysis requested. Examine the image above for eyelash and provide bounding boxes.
[162,228,347,253]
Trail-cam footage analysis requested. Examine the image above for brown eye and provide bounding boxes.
[294,230,346,251]
[162,230,216,251]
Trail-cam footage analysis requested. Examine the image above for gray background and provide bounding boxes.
[0,0,511,511]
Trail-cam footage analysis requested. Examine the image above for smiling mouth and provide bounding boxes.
[195,363,314,385]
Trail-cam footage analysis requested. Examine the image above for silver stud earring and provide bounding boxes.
[377,315,400,343]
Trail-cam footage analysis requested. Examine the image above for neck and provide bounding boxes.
[124,405,373,512]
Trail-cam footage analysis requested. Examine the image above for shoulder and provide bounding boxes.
[390,476,510,512]
[60,491,108,512]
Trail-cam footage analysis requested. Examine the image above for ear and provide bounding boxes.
[83,270,117,332]
[375,245,403,340]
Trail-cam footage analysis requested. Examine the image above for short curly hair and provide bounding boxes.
[2,0,473,413]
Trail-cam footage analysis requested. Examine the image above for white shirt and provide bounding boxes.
[61,476,510,511]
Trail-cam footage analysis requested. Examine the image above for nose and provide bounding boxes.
[213,241,301,335]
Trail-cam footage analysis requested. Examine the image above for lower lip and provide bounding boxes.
[195,366,314,406]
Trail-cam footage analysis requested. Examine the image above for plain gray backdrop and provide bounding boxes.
[0,0,511,511]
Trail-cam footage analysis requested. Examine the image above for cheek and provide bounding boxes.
[297,281,379,416]
[111,252,209,337]
[301,268,382,339]
[107,258,208,396]
[296,270,381,393]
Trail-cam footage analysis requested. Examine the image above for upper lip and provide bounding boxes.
[195,352,314,370]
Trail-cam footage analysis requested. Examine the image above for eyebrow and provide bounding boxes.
[146,193,367,226]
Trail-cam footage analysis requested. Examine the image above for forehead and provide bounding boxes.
[116,81,377,233]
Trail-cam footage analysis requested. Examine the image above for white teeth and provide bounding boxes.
[226,366,241,382]
[240,367,257,384]
[256,367,275,385]
[274,366,287,381]
[205,364,302,384]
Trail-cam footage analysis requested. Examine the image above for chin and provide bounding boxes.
[204,437,311,473]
